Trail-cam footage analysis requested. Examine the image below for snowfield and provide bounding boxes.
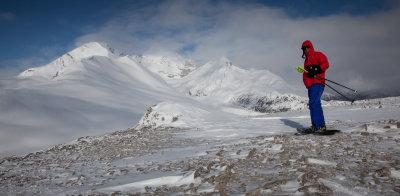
[0,42,399,195]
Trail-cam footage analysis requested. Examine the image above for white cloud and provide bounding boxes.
[0,57,47,79]
[71,0,400,93]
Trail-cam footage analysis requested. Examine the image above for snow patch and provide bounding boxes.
[279,180,301,194]
[390,169,400,179]
[98,172,197,194]
[270,144,283,153]
[307,158,337,166]
[319,179,364,196]
[135,102,210,130]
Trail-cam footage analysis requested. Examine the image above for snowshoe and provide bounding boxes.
[296,126,340,136]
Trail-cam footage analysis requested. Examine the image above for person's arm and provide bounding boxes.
[318,52,329,72]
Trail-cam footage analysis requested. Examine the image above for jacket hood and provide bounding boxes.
[302,40,315,55]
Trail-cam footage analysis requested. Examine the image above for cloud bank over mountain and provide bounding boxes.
[74,1,400,94]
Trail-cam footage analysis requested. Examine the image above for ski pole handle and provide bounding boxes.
[296,65,307,73]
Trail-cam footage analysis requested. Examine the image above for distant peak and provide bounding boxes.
[205,56,234,69]
[18,42,120,79]
[69,42,111,58]
[75,42,108,52]
[69,42,124,58]
[219,56,232,65]
[81,42,103,48]
[206,56,233,68]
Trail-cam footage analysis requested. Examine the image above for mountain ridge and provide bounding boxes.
[1,42,304,158]
[18,42,118,80]
[0,42,190,157]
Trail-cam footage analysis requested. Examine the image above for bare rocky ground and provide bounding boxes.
[1,119,400,195]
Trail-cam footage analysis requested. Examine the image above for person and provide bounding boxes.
[301,40,329,133]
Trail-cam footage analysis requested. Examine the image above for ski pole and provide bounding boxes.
[296,66,357,93]
[315,77,355,103]
[315,76,357,93]
[296,65,356,103]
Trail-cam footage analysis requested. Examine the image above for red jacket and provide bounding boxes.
[302,40,329,88]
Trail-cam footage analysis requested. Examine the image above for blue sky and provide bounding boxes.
[0,0,391,62]
[1,1,128,60]
[1,0,399,92]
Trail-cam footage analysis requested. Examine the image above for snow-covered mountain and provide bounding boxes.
[0,42,305,158]
[19,42,121,80]
[169,57,306,112]
[134,55,196,80]
[322,88,400,101]
[0,42,191,158]
[171,57,292,97]
[1,42,400,195]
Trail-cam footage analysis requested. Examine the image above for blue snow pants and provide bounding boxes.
[308,84,325,128]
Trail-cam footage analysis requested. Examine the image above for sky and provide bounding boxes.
[1,0,399,94]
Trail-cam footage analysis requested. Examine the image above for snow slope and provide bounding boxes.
[0,42,190,158]
[0,42,307,158]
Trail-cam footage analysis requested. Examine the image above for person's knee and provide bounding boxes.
[309,100,321,109]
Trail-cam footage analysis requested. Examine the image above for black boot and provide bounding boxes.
[304,125,317,133]
[315,126,327,133]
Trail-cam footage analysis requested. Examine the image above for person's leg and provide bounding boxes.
[315,85,325,128]
[308,84,325,128]
[308,86,316,127]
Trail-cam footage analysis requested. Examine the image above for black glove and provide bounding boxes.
[306,64,323,78]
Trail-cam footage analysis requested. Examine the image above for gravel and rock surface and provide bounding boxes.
[1,118,399,195]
